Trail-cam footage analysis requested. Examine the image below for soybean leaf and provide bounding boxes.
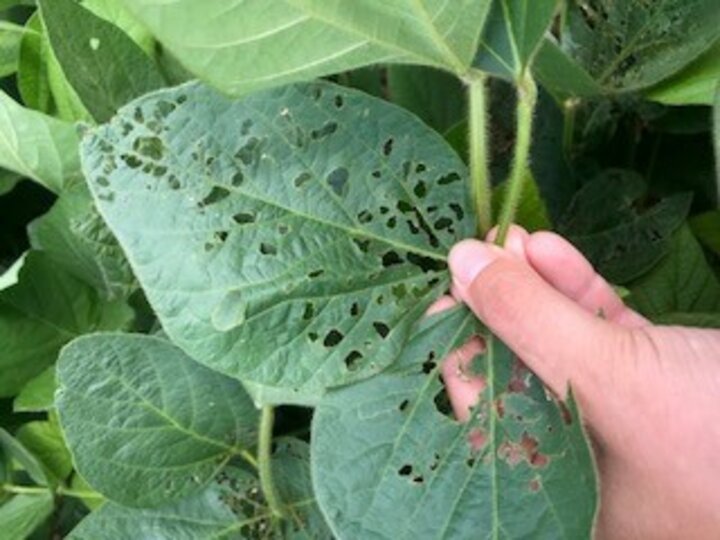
[559,170,692,284]
[118,0,493,95]
[387,66,466,134]
[715,82,720,186]
[83,0,155,55]
[492,170,551,232]
[563,0,720,92]
[690,211,720,256]
[0,90,81,193]
[0,428,48,486]
[646,41,720,106]
[0,253,25,291]
[0,252,133,397]
[312,307,597,539]
[68,441,330,539]
[83,81,473,392]
[56,333,259,508]
[16,13,52,114]
[532,38,602,101]
[13,365,55,412]
[40,0,165,123]
[15,419,72,482]
[242,381,323,409]
[0,21,26,77]
[28,181,136,300]
[0,493,54,540]
[474,0,560,79]
[628,227,720,320]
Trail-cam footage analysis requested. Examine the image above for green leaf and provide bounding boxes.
[118,0,493,95]
[654,312,720,328]
[532,38,603,101]
[563,0,720,92]
[492,170,551,232]
[474,0,560,79]
[16,13,52,114]
[0,493,54,540]
[13,365,55,412]
[646,41,720,106]
[0,253,25,291]
[40,0,165,124]
[0,251,132,397]
[83,80,473,392]
[628,227,720,320]
[0,428,49,486]
[559,170,692,283]
[715,81,720,189]
[56,333,259,508]
[387,65,466,134]
[83,0,155,55]
[15,419,72,482]
[0,21,27,77]
[312,308,597,539]
[68,441,331,539]
[28,180,136,300]
[690,210,720,256]
[0,90,80,193]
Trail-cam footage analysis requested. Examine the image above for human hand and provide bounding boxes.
[439,226,720,540]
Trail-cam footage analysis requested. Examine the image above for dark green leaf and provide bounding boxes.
[0,21,27,77]
[0,251,133,397]
[0,90,80,193]
[13,366,55,412]
[474,0,559,79]
[654,312,720,328]
[118,0,493,94]
[715,81,720,186]
[0,493,54,540]
[690,210,720,256]
[28,181,136,300]
[15,419,72,482]
[532,38,602,101]
[16,13,52,114]
[628,226,720,319]
[56,333,259,507]
[312,308,597,539]
[492,170,551,232]
[40,0,165,123]
[387,65,466,134]
[563,0,720,92]
[0,428,49,486]
[560,170,692,283]
[83,81,473,392]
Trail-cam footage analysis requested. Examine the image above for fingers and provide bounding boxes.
[448,238,619,398]
[440,337,486,422]
[526,232,649,328]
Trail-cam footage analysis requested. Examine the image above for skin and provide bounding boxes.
[438,225,720,540]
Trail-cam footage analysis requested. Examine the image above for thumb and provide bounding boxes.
[448,239,619,399]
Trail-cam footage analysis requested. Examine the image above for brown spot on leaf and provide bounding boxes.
[508,358,530,393]
[498,433,549,468]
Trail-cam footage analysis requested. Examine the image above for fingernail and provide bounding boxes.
[448,240,498,287]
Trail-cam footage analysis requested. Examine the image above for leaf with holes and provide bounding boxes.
[68,441,332,539]
[312,307,597,539]
[117,0,493,95]
[56,333,259,508]
[474,0,560,80]
[82,80,474,392]
[562,0,720,92]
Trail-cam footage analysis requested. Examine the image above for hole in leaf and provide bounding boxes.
[323,329,344,347]
[259,242,277,255]
[311,121,338,140]
[235,137,263,166]
[433,388,453,417]
[334,95,344,108]
[412,476,424,484]
[302,302,314,320]
[398,399,409,412]
[434,217,453,231]
[308,269,324,279]
[357,210,373,224]
[381,250,403,267]
[133,107,144,123]
[215,231,228,243]
[406,253,445,273]
[422,352,437,374]
[353,238,370,253]
[383,138,394,156]
[308,332,319,342]
[232,172,244,186]
[167,175,180,190]
[294,171,312,188]
[151,165,167,177]
[133,136,164,160]
[438,172,461,185]
[373,322,390,338]
[414,181,427,198]
[350,303,360,316]
[326,167,349,197]
[372,170,381,179]
[398,465,412,476]
[278,224,290,235]
[449,203,464,220]
[344,350,363,371]
[391,283,407,301]
[96,176,109,187]
[121,154,142,169]
[416,163,426,173]
[199,186,230,207]
[386,216,397,229]
[233,212,255,224]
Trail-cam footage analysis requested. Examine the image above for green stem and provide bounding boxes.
[495,72,538,245]
[468,73,492,237]
[258,405,285,519]
[562,98,578,160]
[1,484,102,500]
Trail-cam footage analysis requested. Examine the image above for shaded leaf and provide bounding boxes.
[563,0,720,92]
[83,80,473,392]
[40,0,165,123]
[474,0,559,79]
[118,0,493,95]
[16,13,52,114]
[0,493,54,540]
[646,41,720,106]
[56,333,259,507]
[532,38,602,101]
[312,307,597,539]
[15,419,72,482]
[690,210,720,256]
[13,365,55,413]
[628,226,720,319]
[0,21,27,77]
[560,170,692,283]
[654,312,720,329]
[715,82,720,188]
[0,251,133,397]
[28,181,136,300]
[0,90,80,193]
[492,170,551,232]
[0,427,49,486]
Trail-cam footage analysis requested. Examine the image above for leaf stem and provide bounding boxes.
[258,405,285,519]
[468,73,493,237]
[495,72,538,245]
[1,484,102,499]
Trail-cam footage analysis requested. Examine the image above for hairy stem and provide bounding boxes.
[495,72,538,245]
[258,405,285,519]
[468,73,492,237]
